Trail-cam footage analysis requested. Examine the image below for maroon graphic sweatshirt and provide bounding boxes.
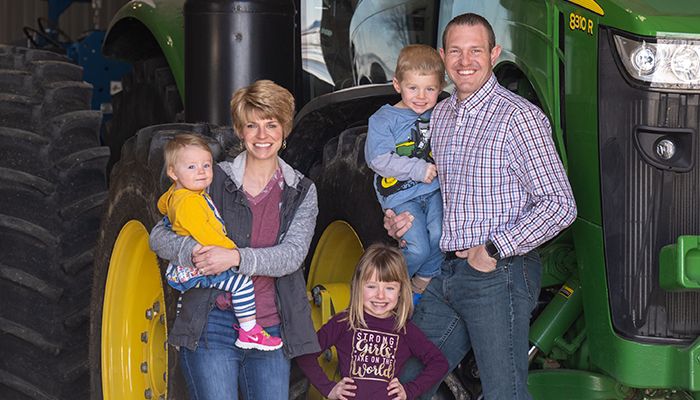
[296,311,448,399]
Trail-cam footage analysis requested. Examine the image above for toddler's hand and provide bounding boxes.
[328,377,356,399]
[423,163,437,183]
[387,378,407,400]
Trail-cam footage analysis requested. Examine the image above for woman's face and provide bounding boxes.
[239,115,286,162]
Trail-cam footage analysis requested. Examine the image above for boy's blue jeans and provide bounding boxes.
[179,307,290,400]
[401,251,542,400]
[393,190,444,278]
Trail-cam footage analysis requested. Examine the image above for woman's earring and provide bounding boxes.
[282,139,287,150]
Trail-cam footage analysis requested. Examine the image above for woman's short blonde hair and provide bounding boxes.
[345,243,413,333]
[229,80,295,138]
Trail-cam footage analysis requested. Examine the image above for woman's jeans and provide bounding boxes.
[393,190,444,278]
[179,307,290,400]
[401,251,542,400]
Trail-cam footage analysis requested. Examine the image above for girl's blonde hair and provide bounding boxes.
[346,243,413,332]
[229,79,295,139]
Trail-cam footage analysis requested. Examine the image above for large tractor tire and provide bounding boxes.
[0,45,108,399]
[104,57,182,172]
[89,123,237,400]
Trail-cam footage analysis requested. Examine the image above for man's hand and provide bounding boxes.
[460,245,497,273]
[387,378,407,400]
[422,163,437,183]
[383,209,414,247]
[328,377,356,399]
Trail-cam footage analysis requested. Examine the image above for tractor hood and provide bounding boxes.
[597,0,700,37]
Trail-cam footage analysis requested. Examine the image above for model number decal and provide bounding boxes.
[570,12,594,35]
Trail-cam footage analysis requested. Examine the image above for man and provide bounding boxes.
[389,13,577,399]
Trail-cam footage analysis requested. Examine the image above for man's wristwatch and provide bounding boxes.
[484,240,501,261]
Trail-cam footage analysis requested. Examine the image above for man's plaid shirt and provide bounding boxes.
[432,74,577,257]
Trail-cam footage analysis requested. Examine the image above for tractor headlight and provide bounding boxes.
[614,33,700,91]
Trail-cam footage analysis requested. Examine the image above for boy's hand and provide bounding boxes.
[423,163,437,183]
[387,378,407,400]
[328,377,356,399]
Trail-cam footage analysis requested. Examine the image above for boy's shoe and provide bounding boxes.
[234,324,283,351]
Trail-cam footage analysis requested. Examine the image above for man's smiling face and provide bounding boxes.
[440,23,501,101]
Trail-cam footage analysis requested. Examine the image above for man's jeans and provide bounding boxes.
[393,190,444,278]
[179,307,290,400]
[402,251,541,400]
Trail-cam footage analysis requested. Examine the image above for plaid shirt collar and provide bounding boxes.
[446,73,498,115]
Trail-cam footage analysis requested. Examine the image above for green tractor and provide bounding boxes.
[1,0,699,399]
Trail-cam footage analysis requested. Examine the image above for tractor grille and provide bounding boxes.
[598,28,700,343]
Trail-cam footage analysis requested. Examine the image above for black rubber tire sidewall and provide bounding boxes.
[105,57,183,173]
[0,44,108,400]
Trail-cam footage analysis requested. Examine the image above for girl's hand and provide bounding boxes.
[387,378,407,400]
[328,377,356,399]
[192,246,240,275]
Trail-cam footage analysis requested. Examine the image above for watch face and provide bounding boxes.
[486,241,499,259]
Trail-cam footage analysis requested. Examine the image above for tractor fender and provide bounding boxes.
[285,83,400,177]
[102,0,186,101]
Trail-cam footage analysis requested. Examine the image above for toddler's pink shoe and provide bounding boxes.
[234,324,283,351]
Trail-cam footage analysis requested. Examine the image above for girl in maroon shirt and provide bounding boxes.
[296,243,448,400]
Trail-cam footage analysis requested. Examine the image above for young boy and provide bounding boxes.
[364,44,445,304]
[158,133,282,351]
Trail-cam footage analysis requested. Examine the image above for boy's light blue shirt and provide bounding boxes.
[365,104,440,210]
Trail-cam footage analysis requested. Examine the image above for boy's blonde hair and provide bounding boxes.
[394,44,445,87]
[230,80,295,139]
[346,243,413,332]
[164,133,213,172]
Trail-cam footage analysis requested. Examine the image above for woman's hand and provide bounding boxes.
[387,378,407,400]
[192,246,240,275]
[328,377,356,399]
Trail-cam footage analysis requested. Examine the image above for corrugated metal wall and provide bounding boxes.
[0,0,129,45]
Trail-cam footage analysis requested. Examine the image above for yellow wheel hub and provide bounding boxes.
[306,221,364,400]
[101,220,167,400]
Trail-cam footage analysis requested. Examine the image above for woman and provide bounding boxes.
[149,80,320,399]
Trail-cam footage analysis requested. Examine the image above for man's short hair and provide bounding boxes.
[442,13,496,51]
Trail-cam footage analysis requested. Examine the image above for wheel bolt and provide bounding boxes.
[144,388,152,399]
[153,301,160,313]
[145,308,154,320]
[159,314,165,325]
[141,331,148,343]
[140,362,148,373]
[163,372,167,382]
